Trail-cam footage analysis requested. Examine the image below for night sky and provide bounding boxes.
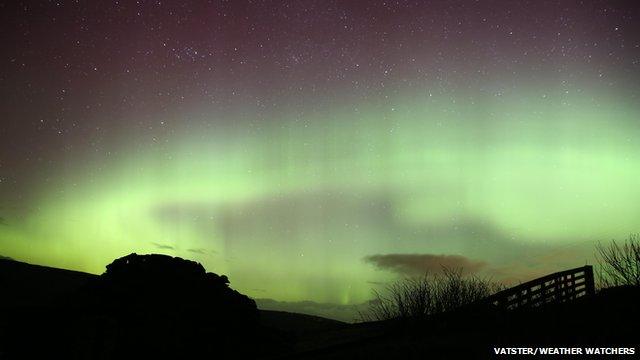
[1,1,640,318]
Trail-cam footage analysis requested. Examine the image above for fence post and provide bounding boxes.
[583,265,595,296]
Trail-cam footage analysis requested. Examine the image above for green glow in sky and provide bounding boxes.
[2,88,640,304]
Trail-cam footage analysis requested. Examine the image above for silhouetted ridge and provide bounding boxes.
[91,253,256,320]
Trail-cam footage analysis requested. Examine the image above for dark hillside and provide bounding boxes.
[1,257,638,359]
[284,286,640,359]
[0,258,97,307]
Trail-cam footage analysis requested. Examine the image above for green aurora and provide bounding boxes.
[2,87,639,305]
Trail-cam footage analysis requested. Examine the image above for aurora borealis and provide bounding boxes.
[1,1,640,319]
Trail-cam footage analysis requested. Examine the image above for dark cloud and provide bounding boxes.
[150,196,600,286]
[363,253,487,276]
[151,242,174,250]
[0,217,6,226]
[151,191,395,250]
[187,248,206,254]
[149,194,527,261]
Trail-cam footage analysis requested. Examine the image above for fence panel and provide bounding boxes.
[484,265,595,310]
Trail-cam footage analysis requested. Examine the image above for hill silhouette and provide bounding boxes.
[0,256,95,307]
[84,253,258,324]
[0,254,281,358]
[80,253,261,357]
[1,255,639,359]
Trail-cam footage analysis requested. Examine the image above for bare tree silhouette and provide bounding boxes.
[596,234,640,288]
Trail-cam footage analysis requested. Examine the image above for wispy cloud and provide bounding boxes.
[151,242,174,250]
[363,253,487,276]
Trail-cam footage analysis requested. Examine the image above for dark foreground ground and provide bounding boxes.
[1,258,638,359]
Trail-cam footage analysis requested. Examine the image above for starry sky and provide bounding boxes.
[1,1,640,316]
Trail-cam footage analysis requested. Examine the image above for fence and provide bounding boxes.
[483,265,595,310]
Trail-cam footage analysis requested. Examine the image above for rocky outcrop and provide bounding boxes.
[80,253,259,357]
